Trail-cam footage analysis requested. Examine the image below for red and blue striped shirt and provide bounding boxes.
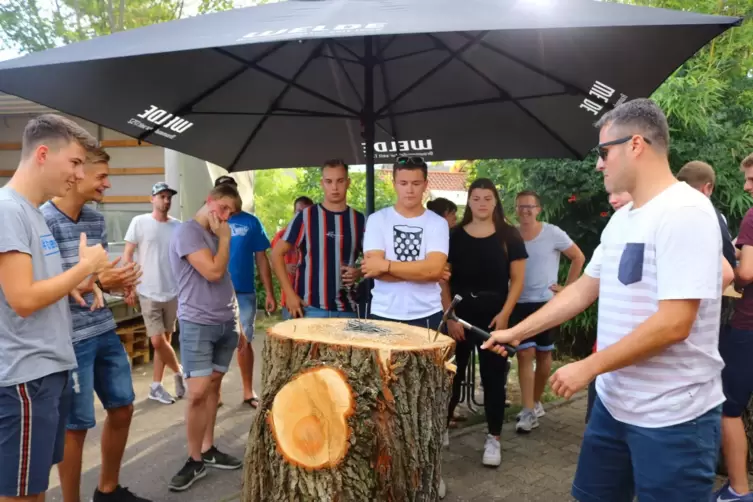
[282,204,365,312]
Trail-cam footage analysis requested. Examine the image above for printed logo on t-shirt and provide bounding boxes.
[40,233,60,256]
[393,225,423,262]
[230,224,249,237]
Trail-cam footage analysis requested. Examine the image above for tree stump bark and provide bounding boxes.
[242,318,456,502]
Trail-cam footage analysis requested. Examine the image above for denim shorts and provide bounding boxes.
[369,311,443,330]
[719,324,753,417]
[572,395,721,502]
[302,306,356,319]
[0,371,71,497]
[511,302,555,352]
[236,293,257,342]
[179,319,238,378]
[69,330,135,430]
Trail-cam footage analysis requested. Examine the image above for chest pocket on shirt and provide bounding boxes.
[618,243,645,286]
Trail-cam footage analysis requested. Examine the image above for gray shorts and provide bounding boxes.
[178,319,238,379]
[139,296,178,337]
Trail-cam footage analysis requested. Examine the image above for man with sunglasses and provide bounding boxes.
[271,160,364,319]
[483,98,728,501]
[361,156,449,329]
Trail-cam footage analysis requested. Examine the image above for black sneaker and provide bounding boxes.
[92,486,151,502]
[168,458,207,492]
[201,446,242,470]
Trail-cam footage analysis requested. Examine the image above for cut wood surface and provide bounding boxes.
[243,318,455,502]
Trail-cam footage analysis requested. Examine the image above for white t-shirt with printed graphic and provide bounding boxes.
[586,181,724,428]
[363,207,449,320]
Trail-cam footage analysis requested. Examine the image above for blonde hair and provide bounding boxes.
[87,146,110,164]
[209,184,242,211]
[677,161,715,189]
[741,153,753,170]
[21,114,98,159]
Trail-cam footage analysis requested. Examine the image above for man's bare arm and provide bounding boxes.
[123,241,137,263]
[562,244,586,286]
[255,250,274,298]
[735,244,753,288]
[382,252,447,282]
[507,274,600,342]
[185,236,230,282]
[585,299,699,376]
[364,250,402,282]
[0,251,94,318]
[271,239,297,294]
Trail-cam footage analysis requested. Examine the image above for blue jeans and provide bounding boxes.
[179,319,238,378]
[0,371,71,497]
[302,307,356,319]
[68,331,135,430]
[573,395,721,502]
[719,324,753,417]
[236,293,257,341]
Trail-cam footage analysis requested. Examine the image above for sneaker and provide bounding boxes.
[92,485,151,501]
[201,445,242,470]
[482,434,501,467]
[711,481,753,501]
[438,477,446,499]
[174,373,186,399]
[533,401,546,418]
[148,383,175,405]
[515,410,539,433]
[168,459,206,492]
[442,430,449,448]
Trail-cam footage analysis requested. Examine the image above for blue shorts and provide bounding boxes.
[719,325,753,417]
[179,319,238,378]
[303,306,356,319]
[572,395,721,502]
[69,330,135,430]
[369,311,443,330]
[236,293,257,342]
[511,302,555,352]
[0,371,72,497]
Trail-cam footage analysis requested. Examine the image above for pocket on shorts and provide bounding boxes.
[618,243,645,286]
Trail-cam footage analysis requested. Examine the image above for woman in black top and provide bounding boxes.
[442,178,527,467]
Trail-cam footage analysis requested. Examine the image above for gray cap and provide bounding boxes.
[151,181,177,196]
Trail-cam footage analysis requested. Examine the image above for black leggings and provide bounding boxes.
[447,332,509,436]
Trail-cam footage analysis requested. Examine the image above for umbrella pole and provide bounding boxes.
[364,36,376,216]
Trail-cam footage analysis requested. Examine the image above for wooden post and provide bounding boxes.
[242,318,455,501]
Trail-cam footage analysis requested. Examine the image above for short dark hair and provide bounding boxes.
[594,98,670,153]
[21,114,98,159]
[515,190,541,205]
[208,183,242,211]
[322,159,348,172]
[426,197,457,216]
[293,196,313,208]
[393,157,428,180]
[677,161,715,189]
[214,175,237,187]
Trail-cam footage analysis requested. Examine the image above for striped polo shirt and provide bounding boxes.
[42,202,117,343]
[587,182,724,428]
[282,204,365,312]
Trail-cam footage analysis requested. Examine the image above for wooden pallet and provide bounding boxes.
[117,320,151,368]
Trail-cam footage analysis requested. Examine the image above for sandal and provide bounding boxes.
[244,396,260,409]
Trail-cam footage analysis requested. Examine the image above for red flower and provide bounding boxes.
[600,211,609,217]
[568,195,577,203]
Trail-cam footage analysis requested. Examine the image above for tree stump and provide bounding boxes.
[242,318,456,502]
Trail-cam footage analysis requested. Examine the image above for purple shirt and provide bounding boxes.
[169,219,235,325]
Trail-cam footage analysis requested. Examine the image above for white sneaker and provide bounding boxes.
[515,410,539,433]
[533,401,546,418]
[174,372,187,399]
[438,477,446,499]
[442,430,449,448]
[482,434,501,467]
[148,383,175,405]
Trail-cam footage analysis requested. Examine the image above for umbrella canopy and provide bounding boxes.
[0,0,741,211]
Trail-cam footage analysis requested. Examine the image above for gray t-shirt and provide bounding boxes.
[169,219,235,324]
[0,187,77,386]
[518,222,574,303]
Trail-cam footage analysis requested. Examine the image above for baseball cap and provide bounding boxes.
[214,175,238,187]
[151,181,177,196]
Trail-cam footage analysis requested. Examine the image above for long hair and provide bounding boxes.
[427,197,457,217]
[458,178,521,256]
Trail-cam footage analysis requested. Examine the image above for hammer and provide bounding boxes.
[435,294,517,356]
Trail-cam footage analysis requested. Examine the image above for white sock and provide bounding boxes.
[150,382,161,390]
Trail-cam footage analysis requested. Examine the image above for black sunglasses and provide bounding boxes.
[396,156,426,166]
[596,135,652,160]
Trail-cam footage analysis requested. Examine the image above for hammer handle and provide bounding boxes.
[457,320,517,356]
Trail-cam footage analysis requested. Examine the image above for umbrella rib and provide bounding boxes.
[215,47,360,116]
[326,40,363,108]
[455,32,586,98]
[381,47,440,63]
[136,41,289,143]
[375,31,489,117]
[380,93,568,118]
[319,54,361,65]
[331,40,364,64]
[427,34,580,158]
[227,41,329,172]
[191,109,355,118]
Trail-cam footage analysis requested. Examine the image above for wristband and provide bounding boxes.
[95,279,105,291]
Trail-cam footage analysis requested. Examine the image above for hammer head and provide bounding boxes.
[442,294,463,323]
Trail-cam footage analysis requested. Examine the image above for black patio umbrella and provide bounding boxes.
[0,0,741,213]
